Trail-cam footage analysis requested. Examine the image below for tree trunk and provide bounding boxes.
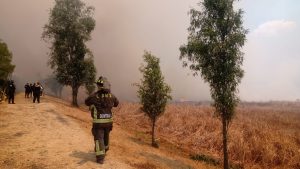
[72,85,79,107]
[222,116,229,169]
[151,117,158,147]
[58,86,63,98]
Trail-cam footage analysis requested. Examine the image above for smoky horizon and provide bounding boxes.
[1,0,299,102]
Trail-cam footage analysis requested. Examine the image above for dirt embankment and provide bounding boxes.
[0,94,213,169]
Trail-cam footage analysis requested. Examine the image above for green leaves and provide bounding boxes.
[180,0,247,121]
[137,51,172,119]
[0,40,15,81]
[83,56,96,95]
[42,0,96,105]
[181,1,247,168]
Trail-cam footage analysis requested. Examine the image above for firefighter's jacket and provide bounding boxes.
[85,89,119,128]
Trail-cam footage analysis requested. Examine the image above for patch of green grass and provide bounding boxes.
[190,154,220,166]
[190,154,244,169]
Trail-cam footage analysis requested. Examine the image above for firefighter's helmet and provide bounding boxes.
[96,76,111,90]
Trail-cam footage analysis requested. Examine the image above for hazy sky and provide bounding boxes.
[0,0,299,101]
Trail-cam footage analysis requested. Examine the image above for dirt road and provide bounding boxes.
[0,94,213,169]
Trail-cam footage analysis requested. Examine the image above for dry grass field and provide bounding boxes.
[114,102,300,169]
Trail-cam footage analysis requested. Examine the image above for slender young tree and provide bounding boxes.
[179,1,247,168]
[42,0,96,106]
[137,51,172,147]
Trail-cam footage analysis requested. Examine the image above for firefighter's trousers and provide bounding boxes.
[8,94,14,103]
[92,127,110,160]
[33,93,40,103]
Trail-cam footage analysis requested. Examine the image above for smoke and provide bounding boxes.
[1,0,299,101]
[0,0,210,102]
[83,0,209,101]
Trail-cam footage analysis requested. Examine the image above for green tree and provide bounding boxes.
[179,1,247,168]
[0,40,15,81]
[137,51,172,147]
[0,39,15,92]
[83,57,96,95]
[42,0,96,106]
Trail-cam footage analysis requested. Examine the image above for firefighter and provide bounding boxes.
[29,83,34,97]
[33,82,41,103]
[85,76,119,164]
[24,83,30,98]
[7,80,16,104]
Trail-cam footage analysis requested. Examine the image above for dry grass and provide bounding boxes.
[114,102,300,169]
[131,162,157,169]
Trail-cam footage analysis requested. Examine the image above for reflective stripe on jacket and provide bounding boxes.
[90,105,113,124]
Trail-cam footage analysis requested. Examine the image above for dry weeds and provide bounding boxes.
[114,102,300,169]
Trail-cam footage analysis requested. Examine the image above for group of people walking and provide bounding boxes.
[1,80,44,104]
[24,82,43,103]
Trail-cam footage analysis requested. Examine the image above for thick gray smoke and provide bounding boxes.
[0,0,211,102]
[1,0,299,101]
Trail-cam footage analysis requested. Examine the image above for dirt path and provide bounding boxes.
[0,94,214,169]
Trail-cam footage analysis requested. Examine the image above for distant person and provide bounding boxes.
[29,83,34,97]
[85,76,119,164]
[24,83,30,98]
[7,80,16,104]
[40,84,44,96]
[33,82,41,103]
